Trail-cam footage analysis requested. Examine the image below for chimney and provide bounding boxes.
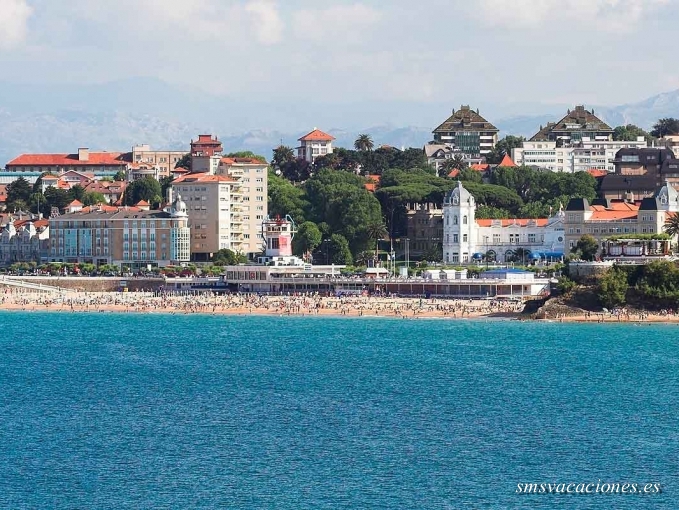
[78,148,89,161]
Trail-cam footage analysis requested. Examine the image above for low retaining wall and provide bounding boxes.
[8,277,166,292]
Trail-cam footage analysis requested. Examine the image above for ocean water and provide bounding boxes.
[0,312,677,509]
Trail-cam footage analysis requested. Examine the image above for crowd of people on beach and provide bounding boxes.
[0,287,525,319]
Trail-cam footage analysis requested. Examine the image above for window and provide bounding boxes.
[463,216,468,225]
[453,215,458,225]
[463,234,468,242]
[453,234,459,243]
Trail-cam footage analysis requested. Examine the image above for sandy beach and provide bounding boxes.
[0,288,524,320]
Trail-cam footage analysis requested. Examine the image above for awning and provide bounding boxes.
[530,252,542,259]
[472,253,484,259]
[544,252,564,258]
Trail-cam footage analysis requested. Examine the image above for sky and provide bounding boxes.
[0,0,678,121]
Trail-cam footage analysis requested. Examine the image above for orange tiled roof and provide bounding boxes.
[587,169,608,178]
[476,218,550,227]
[298,129,335,142]
[448,169,460,178]
[364,183,377,192]
[7,152,127,167]
[135,200,149,206]
[589,200,640,220]
[68,200,83,207]
[470,163,490,171]
[497,154,517,167]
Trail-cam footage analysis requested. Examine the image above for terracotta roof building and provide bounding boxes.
[564,182,679,256]
[7,148,128,177]
[297,129,335,163]
[432,105,499,156]
[529,105,613,143]
[440,182,566,264]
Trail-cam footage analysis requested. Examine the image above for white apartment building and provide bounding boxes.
[442,182,565,264]
[170,174,244,261]
[512,137,648,173]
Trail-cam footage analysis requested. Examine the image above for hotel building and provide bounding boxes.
[442,182,565,264]
[47,196,190,268]
[297,129,335,163]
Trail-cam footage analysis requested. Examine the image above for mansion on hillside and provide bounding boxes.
[441,182,565,264]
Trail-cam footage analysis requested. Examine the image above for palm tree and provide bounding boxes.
[366,222,388,262]
[665,213,679,237]
[512,247,531,265]
[354,134,374,152]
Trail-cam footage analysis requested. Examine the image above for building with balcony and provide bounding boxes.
[215,157,268,253]
[442,182,565,264]
[432,105,499,156]
[297,129,335,163]
[564,182,679,256]
[512,137,648,174]
[170,173,244,261]
[0,218,49,265]
[46,195,189,268]
[529,105,613,144]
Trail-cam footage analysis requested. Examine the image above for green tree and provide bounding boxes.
[664,213,679,238]
[224,151,267,163]
[272,145,295,171]
[43,187,71,215]
[82,191,108,206]
[354,134,374,152]
[123,177,162,206]
[6,177,32,210]
[366,221,388,260]
[268,171,308,223]
[574,234,599,261]
[159,176,174,201]
[293,221,322,257]
[329,234,353,265]
[650,118,679,138]
[113,170,127,181]
[598,266,629,308]
[613,124,651,142]
[485,135,525,164]
[68,184,86,202]
[212,249,246,265]
[458,167,483,183]
[174,154,191,170]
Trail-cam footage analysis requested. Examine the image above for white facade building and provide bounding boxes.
[512,137,648,173]
[442,182,565,264]
[297,129,335,163]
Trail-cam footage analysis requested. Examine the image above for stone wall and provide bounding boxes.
[9,277,166,292]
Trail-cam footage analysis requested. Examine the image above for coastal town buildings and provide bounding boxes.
[442,182,565,264]
[169,173,245,261]
[131,144,185,179]
[297,129,335,163]
[529,106,613,144]
[564,182,679,255]
[406,203,443,257]
[512,137,648,173]
[0,217,49,264]
[46,195,190,268]
[432,106,499,156]
[600,148,679,199]
[6,148,128,178]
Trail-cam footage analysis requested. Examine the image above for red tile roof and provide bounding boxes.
[135,200,149,206]
[448,169,460,178]
[470,163,490,171]
[497,154,517,167]
[7,152,127,167]
[68,200,83,207]
[220,157,266,165]
[587,169,608,178]
[476,218,549,227]
[589,200,640,220]
[298,129,335,142]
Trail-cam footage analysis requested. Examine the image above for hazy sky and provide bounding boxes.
[1,0,678,115]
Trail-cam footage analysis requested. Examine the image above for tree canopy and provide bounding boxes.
[123,176,162,206]
[650,118,679,138]
[613,124,651,142]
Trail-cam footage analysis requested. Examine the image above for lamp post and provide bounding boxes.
[405,238,410,276]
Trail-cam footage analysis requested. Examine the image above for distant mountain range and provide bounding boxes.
[0,77,677,166]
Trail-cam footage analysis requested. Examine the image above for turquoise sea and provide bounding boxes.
[0,312,677,509]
